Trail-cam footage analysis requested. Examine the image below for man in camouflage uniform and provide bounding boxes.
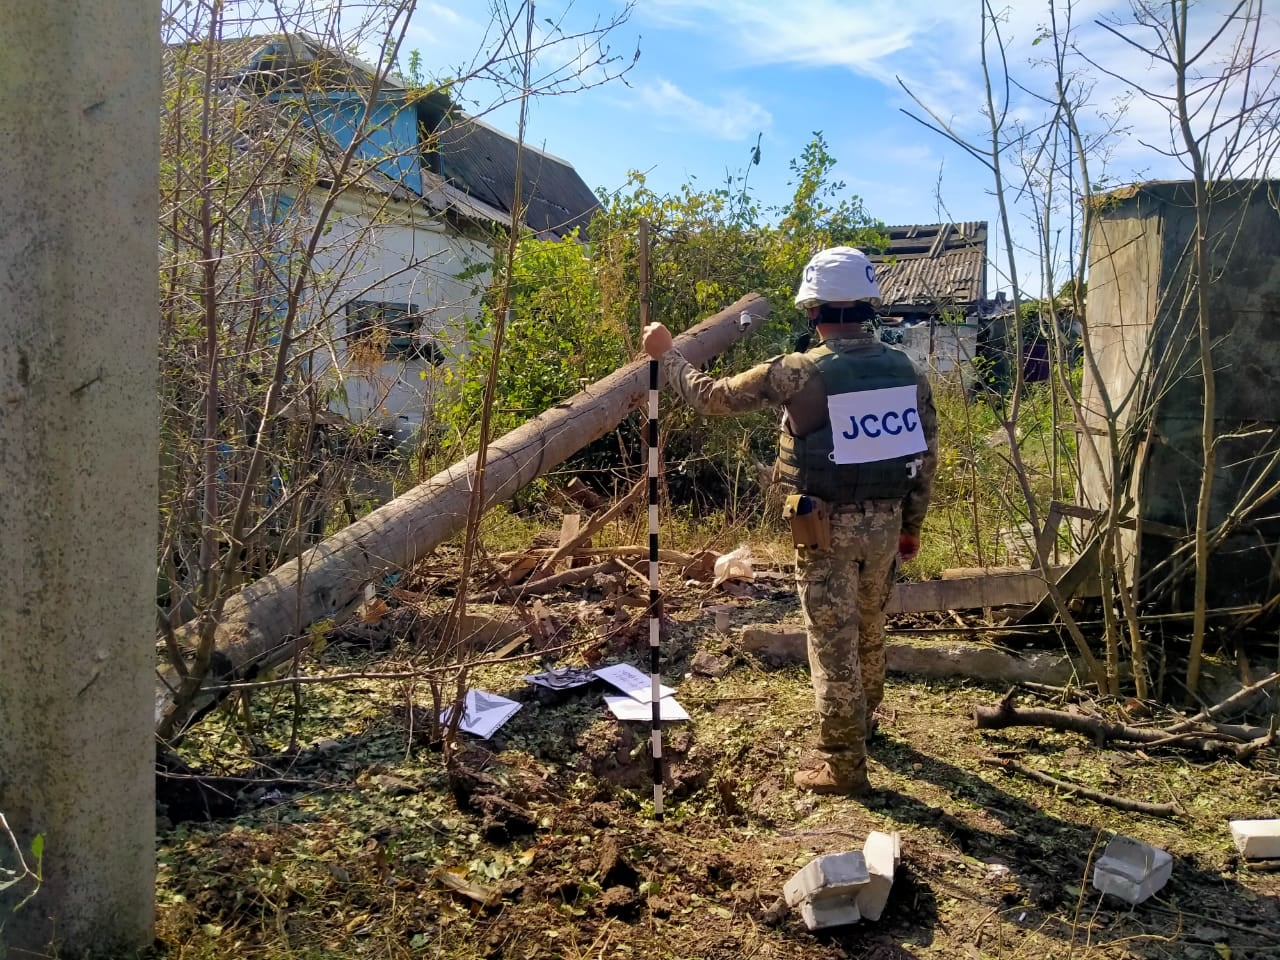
[642,247,937,796]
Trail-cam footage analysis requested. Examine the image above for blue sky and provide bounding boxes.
[397,0,1280,298]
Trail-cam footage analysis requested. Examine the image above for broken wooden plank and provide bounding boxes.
[497,545,694,565]
[941,565,1046,579]
[483,559,620,600]
[1048,500,1188,540]
[888,566,1096,615]
[1018,537,1103,624]
[1035,501,1065,565]
[532,477,647,578]
[553,513,581,573]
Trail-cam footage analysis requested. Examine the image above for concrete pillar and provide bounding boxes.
[0,1,158,954]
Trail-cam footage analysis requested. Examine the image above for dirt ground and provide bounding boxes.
[155,567,1280,960]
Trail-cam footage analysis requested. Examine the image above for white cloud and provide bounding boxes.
[644,0,1279,173]
[643,0,943,79]
[649,0,1280,293]
[637,78,772,140]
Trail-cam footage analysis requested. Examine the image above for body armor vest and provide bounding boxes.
[777,343,923,503]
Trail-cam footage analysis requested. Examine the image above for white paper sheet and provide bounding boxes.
[522,667,596,690]
[604,694,690,722]
[592,662,676,702]
[439,689,522,739]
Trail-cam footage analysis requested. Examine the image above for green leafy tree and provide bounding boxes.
[432,133,887,514]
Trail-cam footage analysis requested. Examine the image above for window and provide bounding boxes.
[344,300,444,365]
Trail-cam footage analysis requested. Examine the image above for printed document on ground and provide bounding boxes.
[593,662,676,702]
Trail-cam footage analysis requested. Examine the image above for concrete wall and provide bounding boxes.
[0,0,158,952]
[1081,180,1280,608]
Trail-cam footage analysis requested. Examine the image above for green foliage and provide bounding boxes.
[436,231,624,444]
[430,132,887,507]
[0,818,43,915]
[915,374,1079,576]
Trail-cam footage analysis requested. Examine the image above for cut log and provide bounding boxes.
[157,294,772,736]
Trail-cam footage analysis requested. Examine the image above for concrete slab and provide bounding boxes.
[858,831,901,921]
[783,852,869,908]
[1230,820,1280,860]
[798,898,861,931]
[739,623,1076,685]
[1091,836,1173,905]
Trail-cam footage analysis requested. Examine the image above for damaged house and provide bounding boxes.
[869,222,1021,381]
[169,35,601,443]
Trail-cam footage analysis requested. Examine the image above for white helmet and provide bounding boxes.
[794,246,881,309]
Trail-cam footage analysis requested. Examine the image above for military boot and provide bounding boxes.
[793,761,871,796]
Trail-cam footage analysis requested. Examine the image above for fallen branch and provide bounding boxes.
[1234,729,1279,762]
[471,559,620,602]
[496,545,694,565]
[530,478,647,578]
[973,697,1250,755]
[1166,670,1280,733]
[979,757,1180,818]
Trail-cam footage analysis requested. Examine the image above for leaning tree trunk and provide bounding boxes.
[157,294,771,737]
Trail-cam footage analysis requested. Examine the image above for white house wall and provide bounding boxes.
[896,321,977,376]
[296,190,493,441]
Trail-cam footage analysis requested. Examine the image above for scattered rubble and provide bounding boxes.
[782,832,902,930]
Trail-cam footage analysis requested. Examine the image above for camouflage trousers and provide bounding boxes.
[794,500,901,779]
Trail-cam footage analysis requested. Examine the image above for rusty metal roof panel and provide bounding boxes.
[870,222,988,309]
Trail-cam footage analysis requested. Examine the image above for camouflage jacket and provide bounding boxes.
[660,334,938,536]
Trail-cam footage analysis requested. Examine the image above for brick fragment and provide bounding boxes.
[857,831,900,921]
[1230,819,1280,860]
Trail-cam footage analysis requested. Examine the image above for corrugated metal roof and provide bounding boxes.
[870,222,988,311]
[433,117,600,239]
[164,35,599,239]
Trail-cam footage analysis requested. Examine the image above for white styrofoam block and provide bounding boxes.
[858,831,900,921]
[799,898,861,931]
[1230,820,1280,860]
[1091,836,1173,905]
[783,852,870,907]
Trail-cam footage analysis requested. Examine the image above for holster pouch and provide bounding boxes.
[783,494,832,550]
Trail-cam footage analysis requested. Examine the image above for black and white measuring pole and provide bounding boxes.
[648,356,663,819]
[640,217,664,819]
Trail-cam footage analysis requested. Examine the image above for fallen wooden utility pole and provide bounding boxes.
[156,294,772,738]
